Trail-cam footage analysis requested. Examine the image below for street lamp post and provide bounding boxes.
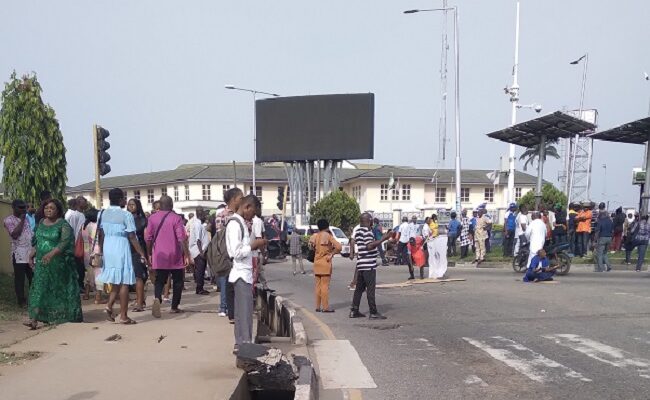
[225,85,280,192]
[404,6,462,212]
[506,0,521,207]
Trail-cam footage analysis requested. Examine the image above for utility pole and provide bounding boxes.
[93,124,101,208]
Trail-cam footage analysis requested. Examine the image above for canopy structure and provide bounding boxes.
[487,111,596,209]
[590,116,650,215]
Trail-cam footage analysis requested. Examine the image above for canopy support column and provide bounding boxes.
[535,134,546,211]
[642,138,650,216]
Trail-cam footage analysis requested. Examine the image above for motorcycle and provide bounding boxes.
[512,240,572,276]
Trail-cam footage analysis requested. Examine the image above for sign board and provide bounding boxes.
[633,168,645,185]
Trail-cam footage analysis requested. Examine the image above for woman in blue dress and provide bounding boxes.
[98,188,148,324]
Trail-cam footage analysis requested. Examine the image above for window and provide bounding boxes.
[184,185,190,201]
[352,186,361,202]
[147,189,154,204]
[435,187,446,203]
[222,185,231,199]
[123,190,128,199]
[391,186,399,201]
[515,187,523,201]
[484,187,494,203]
[249,186,262,197]
[173,186,179,202]
[202,184,211,200]
[380,184,389,201]
[401,184,411,201]
[134,190,140,200]
[161,187,167,197]
[460,187,470,203]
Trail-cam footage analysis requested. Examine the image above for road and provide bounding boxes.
[263,257,650,400]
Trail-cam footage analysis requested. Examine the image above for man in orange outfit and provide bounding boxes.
[575,203,593,257]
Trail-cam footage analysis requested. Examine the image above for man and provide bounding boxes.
[575,203,592,257]
[514,205,530,256]
[525,212,547,268]
[552,204,567,245]
[503,203,518,257]
[568,203,579,255]
[145,195,191,318]
[185,212,195,236]
[3,199,33,307]
[227,195,267,351]
[473,209,490,266]
[373,218,389,266]
[65,197,87,290]
[152,200,161,214]
[189,207,210,295]
[523,249,557,282]
[26,204,36,231]
[395,216,414,279]
[447,212,460,257]
[252,201,269,290]
[611,207,626,253]
[350,213,392,320]
[216,188,244,320]
[594,209,613,272]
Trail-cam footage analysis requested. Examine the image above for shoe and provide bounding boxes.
[301,271,306,275]
[218,311,227,317]
[163,297,171,304]
[293,272,296,276]
[408,276,415,280]
[606,267,612,272]
[471,259,477,264]
[315,308,322,312]
[349,310,366,318]
[322,309,335,313]
[229,319,235,325]
[369,313,387,320]
[348,285,356,291]
[232,345,239,355]
[152,299,161,318]
[196,290,210,295]
[170,308,184,314]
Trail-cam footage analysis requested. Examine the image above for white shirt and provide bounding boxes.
[188,218,209,259]
[398,222,410,243]
[226,214,253,284]
[525,218,547,254]
[515,213,531,237]
[252,216,265,256]
[64,209,85,241]
[421,223,432,240]
[408,222,417,239]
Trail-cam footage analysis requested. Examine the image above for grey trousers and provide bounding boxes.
[233,278,253,346]
[596,237,612,272]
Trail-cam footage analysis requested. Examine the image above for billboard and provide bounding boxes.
[255,93,374,162]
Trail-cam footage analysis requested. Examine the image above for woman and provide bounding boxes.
[309,219,342,313]
[459,210,471,259]
[82,208,104,303]
[25,199,83,329]
[128,198,148,312]
[98,188,148,324]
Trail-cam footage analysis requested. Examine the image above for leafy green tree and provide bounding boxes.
[0,72,67,205]
[519,141,560,171]
[517,183,567,211]
[309,190,360,234]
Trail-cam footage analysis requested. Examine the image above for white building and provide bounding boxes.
[66,162,538,219]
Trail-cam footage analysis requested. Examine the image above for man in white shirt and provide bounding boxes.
[252,208,269,290]
[396,216,415,280]
[525,212,547,267]
[227,195,266,351]
[65,197,87,290]
[189,207,210,295]
[514,205,531,256]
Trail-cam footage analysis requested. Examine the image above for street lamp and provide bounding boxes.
[566,53,588,209]
[224,85,280,192]
[404,6,462,212]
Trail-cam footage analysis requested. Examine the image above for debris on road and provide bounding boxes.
[157,335,166,343]
[376,278,466,289]
[105,334,122,342]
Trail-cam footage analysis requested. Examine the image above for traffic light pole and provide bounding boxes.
[93,124,102,208]
[280,184,288,231]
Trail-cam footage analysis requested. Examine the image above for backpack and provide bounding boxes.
[206,218,245,277]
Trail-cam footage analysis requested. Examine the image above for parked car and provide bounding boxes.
[291,224,350,257]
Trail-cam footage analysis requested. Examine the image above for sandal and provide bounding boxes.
[119,318,137,325]
[169,308,184,314]
[104,308,115,322]
[132,307,145,312]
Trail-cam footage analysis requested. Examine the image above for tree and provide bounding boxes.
[519,141,560,171]
[309,190,360,234]
[517,183,567,211]
[0,72,67,205]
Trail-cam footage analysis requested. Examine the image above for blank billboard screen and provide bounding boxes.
[255,93,374,162]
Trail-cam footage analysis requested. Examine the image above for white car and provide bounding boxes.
[291,225,351,257]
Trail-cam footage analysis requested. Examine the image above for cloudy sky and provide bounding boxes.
[1,1,648,208]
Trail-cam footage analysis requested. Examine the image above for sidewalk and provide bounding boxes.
[0,284,244,400]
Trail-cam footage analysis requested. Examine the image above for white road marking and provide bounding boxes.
[311,339,377,389]
[463,336,591,383]
[464,374,489,387]
[543,334,650,379]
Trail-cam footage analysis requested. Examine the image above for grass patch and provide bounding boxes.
[0,273,24,321]
[0,350,41,365]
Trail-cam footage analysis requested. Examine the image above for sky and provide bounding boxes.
[1,1,649,208]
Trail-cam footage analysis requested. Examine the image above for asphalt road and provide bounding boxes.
[263,257,650,400]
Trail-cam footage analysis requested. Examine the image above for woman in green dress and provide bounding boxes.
[25,199,83,329]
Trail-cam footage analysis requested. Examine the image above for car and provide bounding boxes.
[290,224,351,257]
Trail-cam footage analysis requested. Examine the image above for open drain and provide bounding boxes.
[355,323,402,330]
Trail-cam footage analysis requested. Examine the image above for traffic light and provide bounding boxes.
[277,187,284,210]
[96,126,111,176]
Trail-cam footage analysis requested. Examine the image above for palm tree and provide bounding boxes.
[518,142,561,171]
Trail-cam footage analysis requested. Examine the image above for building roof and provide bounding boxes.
[66,164,540,193]
[487,111,596,148]
[590,116,650,145]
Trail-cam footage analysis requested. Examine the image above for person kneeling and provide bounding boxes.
[523,249,557,283]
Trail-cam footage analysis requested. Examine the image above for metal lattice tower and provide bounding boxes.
[566,109,598,203]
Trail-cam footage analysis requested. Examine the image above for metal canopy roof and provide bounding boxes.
[486,111,596,148]
[589,116,650,145]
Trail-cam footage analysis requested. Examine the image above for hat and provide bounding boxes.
[509,203,516,209]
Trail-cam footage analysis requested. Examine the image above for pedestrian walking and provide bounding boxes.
[447,212,460,257]
[395,216,414,279]
[4,199,33,307]
[127,198,149,311]
[25,199,82,329]
[189,206,210,295]
[473,209,490,266]
[350,213,392,320]
[309,219,341,312]
[594,209,613,272]
[82,209,104,304]
[99,189,148,325]
[65,197,87,291]
[459,210,471,259]
[503,203,517,257]
[227,195,267,352]
[289,229,306,275]
[145,195,190,318]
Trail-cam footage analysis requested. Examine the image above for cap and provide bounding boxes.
[509,203,516,209]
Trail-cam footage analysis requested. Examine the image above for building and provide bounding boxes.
[66,163,538,219]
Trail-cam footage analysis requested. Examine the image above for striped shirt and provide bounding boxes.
[354,226,378,271]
